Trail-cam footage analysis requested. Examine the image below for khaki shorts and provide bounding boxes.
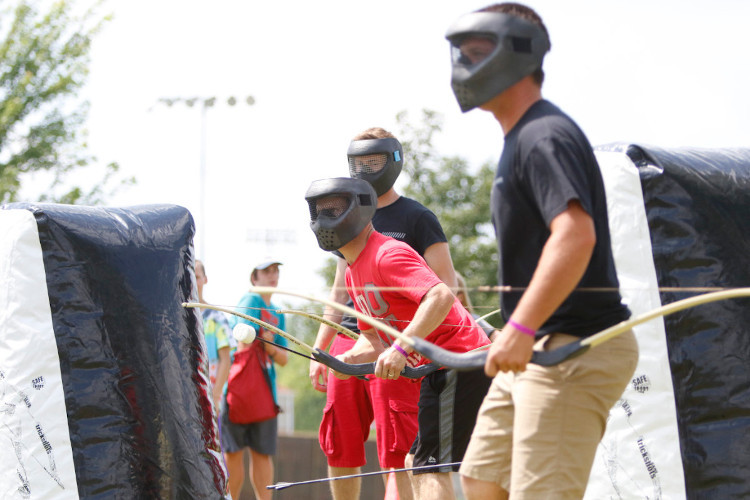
[459,330,638,499]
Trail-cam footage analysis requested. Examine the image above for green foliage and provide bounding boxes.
[317,255,337,290]
[396,109,501,322]
[0,0,133,204]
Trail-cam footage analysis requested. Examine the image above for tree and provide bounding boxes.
[0,0,133,204]
[396,109,501,323]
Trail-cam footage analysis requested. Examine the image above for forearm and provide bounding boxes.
[423,242,458,289]
[213,349,231,403]
[395,283,454,349]
[214,364,231,394]
[372,284,453,380]
[341,330,381,364]
[265,340,288,366]
[314,258,349,351]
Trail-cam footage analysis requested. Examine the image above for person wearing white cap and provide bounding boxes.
[220,259,288,500]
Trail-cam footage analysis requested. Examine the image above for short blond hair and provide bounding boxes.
[352,127,396,141]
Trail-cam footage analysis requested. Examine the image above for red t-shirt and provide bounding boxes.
[346,231,490,366]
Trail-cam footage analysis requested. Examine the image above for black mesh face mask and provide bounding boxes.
[347,138,403,196]
[445,11,550,112]
[314,195,350,220]
[305,178,377,251]
[349,153,388,176]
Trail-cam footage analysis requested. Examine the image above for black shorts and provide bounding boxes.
[219,396,278,456]
[410,368,491,474]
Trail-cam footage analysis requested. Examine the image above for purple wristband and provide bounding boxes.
[507,319,536,337]
[392,344,410,358]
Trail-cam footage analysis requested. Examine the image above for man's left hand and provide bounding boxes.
[374,346,407,380]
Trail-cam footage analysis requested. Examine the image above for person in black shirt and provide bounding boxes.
[445,4,639,499]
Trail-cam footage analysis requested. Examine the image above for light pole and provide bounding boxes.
[151,95,255,259]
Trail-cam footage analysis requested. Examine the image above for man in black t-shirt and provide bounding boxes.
[445,4,639,499]
[309,127,459,500]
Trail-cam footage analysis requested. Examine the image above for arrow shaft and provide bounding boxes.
[267,461,462,490]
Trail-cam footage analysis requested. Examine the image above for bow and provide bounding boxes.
[247,286,491,370]
[248,287,750,370]
[182,302,436,379]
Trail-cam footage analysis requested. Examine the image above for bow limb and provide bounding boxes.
[183,302,316,354]
[476,308,502,322]
[249,286,485,370]
[544,286,750,363]
[182,302,430,379]
[276,309,359,340]
[250,287,425,347]
[311,350,438,378]
[506,287,750,368]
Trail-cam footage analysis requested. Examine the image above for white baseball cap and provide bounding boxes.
[253,259,283,272]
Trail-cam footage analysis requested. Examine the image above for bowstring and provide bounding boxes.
[254,336,315,361]
[209,284,747,333]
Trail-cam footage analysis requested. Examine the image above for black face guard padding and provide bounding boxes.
[305,177,377,251]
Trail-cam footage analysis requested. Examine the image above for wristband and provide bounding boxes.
[392,344,410,358]
[507,319,536,337]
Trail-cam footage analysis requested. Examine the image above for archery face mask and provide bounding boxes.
[347,138,403,197]
[305,177,377,251]
[445,11,550,112]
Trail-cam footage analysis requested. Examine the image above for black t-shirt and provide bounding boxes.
[339,196,448,332]
[491,99,630,338]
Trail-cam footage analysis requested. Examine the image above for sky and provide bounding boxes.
[67,0,749,308]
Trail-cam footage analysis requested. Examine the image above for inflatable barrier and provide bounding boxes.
[0,203,226,499]
[586,145,750,499]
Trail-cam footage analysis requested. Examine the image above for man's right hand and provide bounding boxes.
[309,359,328,392]
[484,327,535,377]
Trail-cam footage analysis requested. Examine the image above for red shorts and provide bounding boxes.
[318,335,420,469]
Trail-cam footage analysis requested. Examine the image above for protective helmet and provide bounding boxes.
[445,11,550,112]
[347,138,403,197]
[305,177,377,251]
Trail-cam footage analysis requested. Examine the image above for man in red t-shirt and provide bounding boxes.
[306,177,492,499]
[309,128,456,500]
